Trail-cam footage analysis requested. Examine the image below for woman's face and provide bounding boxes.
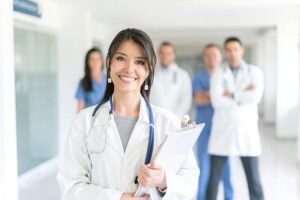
[88,51,103,73]
[110,40,149,95]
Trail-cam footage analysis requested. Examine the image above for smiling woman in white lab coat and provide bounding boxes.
[57,28,199,200]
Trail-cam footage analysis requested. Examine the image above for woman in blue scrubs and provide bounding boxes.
[75,47,107,112]
[193,44,233,200]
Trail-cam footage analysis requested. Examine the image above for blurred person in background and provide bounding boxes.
[193,44,233,200]
[207,37,264,200]
[150,41,192,117]
[75,47,107,112]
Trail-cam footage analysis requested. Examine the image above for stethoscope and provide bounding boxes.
[83,95,155,183]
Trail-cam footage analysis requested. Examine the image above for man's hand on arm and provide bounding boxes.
[194,91,211,105]
[245,83,255,91]
[223,90,233,98]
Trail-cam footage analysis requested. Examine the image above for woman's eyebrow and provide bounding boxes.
[116,52,146,60]
[136,56,146,60]
[115,52,128,57]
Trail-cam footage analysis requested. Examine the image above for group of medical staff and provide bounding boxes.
[58,28,264,200]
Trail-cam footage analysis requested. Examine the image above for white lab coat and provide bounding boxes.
[150,63,192,118]
[57,97,199,200]
[208,61,264,156]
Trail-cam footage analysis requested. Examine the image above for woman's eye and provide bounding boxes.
[116,56,125,61]
[136,60,145,65]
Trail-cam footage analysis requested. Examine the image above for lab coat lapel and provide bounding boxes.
[223,67,235,91]
[224,61,248,92]
[93,101,125,157]
[125,97,150,156]
[91,97,151,157]
[235,61,248,89]
[93,101,110,126]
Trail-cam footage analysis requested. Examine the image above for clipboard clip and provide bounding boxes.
[181,114,196,128]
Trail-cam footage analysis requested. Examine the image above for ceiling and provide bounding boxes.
[68,0,300,28]
[57,0,300,56]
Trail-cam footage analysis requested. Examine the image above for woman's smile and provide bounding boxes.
[118,74,138,83]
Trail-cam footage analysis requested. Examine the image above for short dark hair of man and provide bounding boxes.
[224,37,243,47]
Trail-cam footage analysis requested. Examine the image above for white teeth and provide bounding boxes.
[120,76,135,82]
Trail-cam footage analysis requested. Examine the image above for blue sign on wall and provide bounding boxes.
[13,0,42,18]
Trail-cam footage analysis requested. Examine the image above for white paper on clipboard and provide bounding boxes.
[134,123,205,198]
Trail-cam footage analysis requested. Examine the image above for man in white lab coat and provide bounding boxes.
[206,37,264,200]
[150,42,192,118]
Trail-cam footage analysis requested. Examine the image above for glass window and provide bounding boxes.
[14,27,58,175]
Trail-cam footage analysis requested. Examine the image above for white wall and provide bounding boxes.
[92,21,113,55]
[0,0,18,199]
[57,5,92,149]
[256,29,277,124]
[276,21,299,138]
[298,22,300,163]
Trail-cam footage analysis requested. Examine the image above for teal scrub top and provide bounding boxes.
[75,74,107,108]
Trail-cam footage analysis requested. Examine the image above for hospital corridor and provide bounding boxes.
[1,0,300,200]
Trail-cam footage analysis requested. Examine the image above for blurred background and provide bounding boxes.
[0,0,300,199]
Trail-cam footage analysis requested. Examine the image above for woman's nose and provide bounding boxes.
[123,60,135,73]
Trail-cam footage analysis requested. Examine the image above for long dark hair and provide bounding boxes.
[101,28,157,103]
[82,47,104,91]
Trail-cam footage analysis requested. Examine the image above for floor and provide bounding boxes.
[215,123,300,200]
[19,122,300,200]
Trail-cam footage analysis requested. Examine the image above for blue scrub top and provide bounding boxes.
[75,73,107,108]
[192,69,214,133]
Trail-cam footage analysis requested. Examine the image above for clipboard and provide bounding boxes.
[154,123,204,171]
[134,120,205,198]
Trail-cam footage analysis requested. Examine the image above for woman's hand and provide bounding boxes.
[137,163,167,189]
[120,192,149,200]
